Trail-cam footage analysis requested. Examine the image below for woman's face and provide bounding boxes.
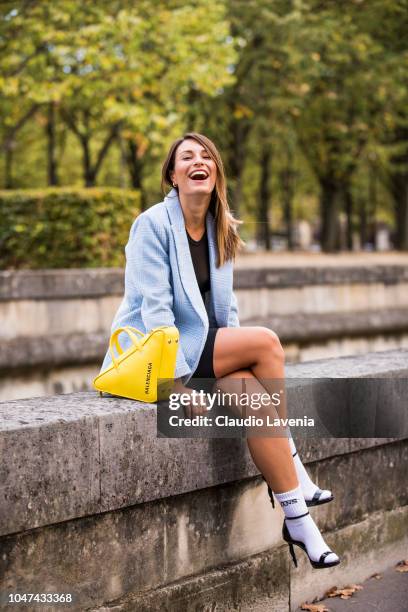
[170,138,217,198]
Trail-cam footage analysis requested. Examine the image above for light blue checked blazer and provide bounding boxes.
[100,187,240,384]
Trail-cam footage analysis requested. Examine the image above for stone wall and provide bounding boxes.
[1,263,408,400]
[1,350,407,611]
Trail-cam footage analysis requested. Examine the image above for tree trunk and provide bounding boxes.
[368,162,377,249]
[186,85,198,132]
[4,144,13,189]
[319,178,342,252]
[280,150,295,250]
[126,140,142,188]
[359,197,368,248]
[283,185,294,250]
[46,102,59,186]
[391,172,408,250]
[344,185,353,251]
[1,104,38,189]
[227,119,250,216]
[257,145,272,250]
[126,140,146,210]
[81,136,95,187]
[387,126,408,250]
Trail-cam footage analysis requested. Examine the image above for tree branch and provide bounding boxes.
[61,109,83,140]
[3,43,47,78]
[1,103,39,150]
[93,122,122,177]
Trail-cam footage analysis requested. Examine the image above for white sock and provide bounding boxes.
[275,485,339,565]
[288,436,332,503]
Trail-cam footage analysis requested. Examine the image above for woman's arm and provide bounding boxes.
[124,213,191,379]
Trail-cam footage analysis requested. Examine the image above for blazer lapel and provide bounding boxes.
[165,188,233,328]
[165,189,208,327]
[206,209,233,327]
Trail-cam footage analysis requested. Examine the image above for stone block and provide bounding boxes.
[0,351,407,536]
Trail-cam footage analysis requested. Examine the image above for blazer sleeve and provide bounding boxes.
[125,213,191,379]
[228,289,240,328]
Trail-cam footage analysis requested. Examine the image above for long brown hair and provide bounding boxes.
[161,132,244,267]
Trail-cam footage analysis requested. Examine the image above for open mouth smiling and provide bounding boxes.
[188,170,209,181]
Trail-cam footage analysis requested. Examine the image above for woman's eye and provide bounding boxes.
[180,155,210,161]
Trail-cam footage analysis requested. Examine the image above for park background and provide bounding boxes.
[0,2,407,611]
[1,0,408,267]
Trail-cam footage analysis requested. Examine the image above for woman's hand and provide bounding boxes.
[171,379,208,418]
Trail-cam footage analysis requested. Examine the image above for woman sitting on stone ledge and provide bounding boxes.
[100,132,340,570]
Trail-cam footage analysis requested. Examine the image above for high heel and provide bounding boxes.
[282,517,340,570]
[265,479,275,508]
[288,539,298,568]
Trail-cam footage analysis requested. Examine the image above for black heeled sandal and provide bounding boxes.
[265,478,275,508]
[263,456,334,509]
[282,515,340,569]
[263,477,333,508]
[306,487,334,507]
[266,481,333,508]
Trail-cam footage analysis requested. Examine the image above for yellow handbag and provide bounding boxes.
[93,325,179,402]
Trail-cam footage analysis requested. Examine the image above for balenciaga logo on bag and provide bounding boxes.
[145,362,152,394]
[281,498,298,506]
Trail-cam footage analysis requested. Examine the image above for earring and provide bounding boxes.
[173,183,177,187]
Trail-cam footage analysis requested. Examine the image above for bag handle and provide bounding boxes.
[117,326,171,354]
[109,327,143,369]
[123,326,145,338]
[113,326,145,356]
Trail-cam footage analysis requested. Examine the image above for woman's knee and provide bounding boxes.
[254,326,285,363]
[217,368,254,381]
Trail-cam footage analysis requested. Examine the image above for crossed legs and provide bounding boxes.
[212,326,296,493]
[211,326,340,568]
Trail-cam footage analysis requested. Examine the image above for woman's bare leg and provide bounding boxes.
[212,326,340,567]
[214,326,288,419]
[213,327,296,493]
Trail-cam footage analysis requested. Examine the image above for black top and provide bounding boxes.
[186,227,211,302]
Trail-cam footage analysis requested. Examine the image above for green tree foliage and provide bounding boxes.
[362,0,408,249]
[283,0,393,250]
[0,0,236,186]
[1,0,408,255]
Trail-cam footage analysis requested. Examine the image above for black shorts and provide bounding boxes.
[191,326,219,379]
